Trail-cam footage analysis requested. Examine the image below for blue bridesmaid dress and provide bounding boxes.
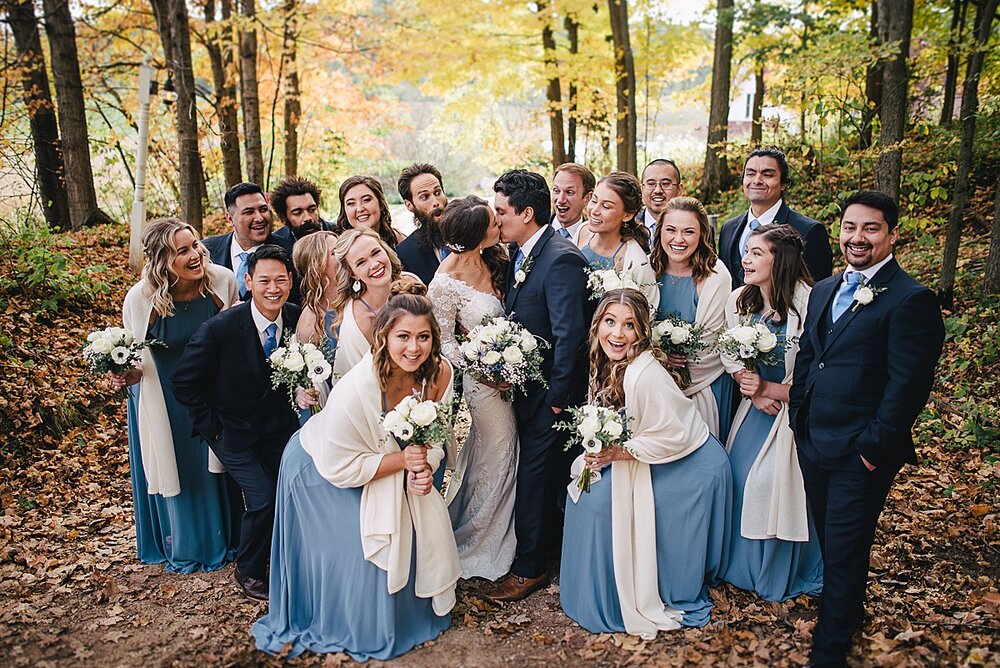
[126,295,237,573]
[297,309,340,428]
[722,318,823,601]
[560,435,733,629]
[253,432,451,660]
[581,240,625,270]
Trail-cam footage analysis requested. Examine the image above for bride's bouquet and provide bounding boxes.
[268,333,333,416]
[557,404,630,494]
[716,315,797,372]
[82,326,161,379]
[652,316,710,388]
[382,395,452,448]
[461,316,547,401]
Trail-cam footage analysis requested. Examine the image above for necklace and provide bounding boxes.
[357,296,379,315]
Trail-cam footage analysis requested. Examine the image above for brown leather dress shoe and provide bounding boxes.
[234,566,268,601]
[484,572,550,603]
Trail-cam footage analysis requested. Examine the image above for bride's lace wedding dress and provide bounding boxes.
[429,273,518,580]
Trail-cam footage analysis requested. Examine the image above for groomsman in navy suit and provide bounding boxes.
[393,163,449,284]
[173,245,301,601]
[201,182,299,304]
[718,146,833,289]
[485,170,593,602]
[789,191,944,666]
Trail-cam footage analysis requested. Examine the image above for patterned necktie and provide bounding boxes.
[831,271,863,322]
[740,218,761,256]
[236,251,250,297]
[263,323,278,358]
[558,227,571,239]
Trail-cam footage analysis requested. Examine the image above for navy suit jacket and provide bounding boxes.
[172,301,302,453]
[504,225,593,419]
[788,258,944,469]
[200,231,300,305]
[393,227,440,286]
[271,219,337,244]
[718,202,833,289]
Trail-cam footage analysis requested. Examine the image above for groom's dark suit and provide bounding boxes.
[789,257,943,665]
[505,225,592,578]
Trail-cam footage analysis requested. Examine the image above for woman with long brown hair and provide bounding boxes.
[337,175,406,247]
[559,288,732,636]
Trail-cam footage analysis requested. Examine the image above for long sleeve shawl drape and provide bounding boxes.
[619,239,660,313]
[681,259,733,435]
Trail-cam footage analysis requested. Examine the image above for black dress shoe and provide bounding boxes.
[234,566,268,601]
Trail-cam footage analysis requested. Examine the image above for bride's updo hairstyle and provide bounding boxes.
[439,195,509,297]
[371,276,443,390]
[588,288,678,409]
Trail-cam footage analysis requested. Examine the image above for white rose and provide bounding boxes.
[581,404,600,419]
[396,395,417,419]
[303,349,325,366]
[756,330,778,353]
[270,346,286,361]
[582,436,604,454]
[520,332,538,351]
[122,330,135,346]
[383,410,403,434]
[603,419,624,438]
[482,350,502,365]
[86,331,102,343]
[854,285,875,305]
[92,337,114,355]
[515,270,527,284]
[653,321,671,338]
[578,416,602,439]
[669,326,691,345]
[502,345,524,364]
[731,326,758,346]
[410,401,438,427]
[461,340,480,361]
[283,351,305,371]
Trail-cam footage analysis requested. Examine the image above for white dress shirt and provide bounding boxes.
[518,224,549,259]
[229,238,262,277]
[848,253,894,284]
[738,199,783,257]
[551,216,586,244]
[250,299,284,350]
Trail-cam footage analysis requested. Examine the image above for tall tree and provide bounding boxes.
[202,0,242,188]
[4,0,70,230]
[751,64,765,147]
[873,0,913,204]
[150,0,205,231]
[939,0,970,126]
[859,0,882,150]
[538,0,566,169]
[282,0,301,177]
[701,0,734,201]
[985,183,1000,295]
[608,0,636,174]
[239,0,264,185]
[565,14,580,163]
[939,0,999,308]
[41,0,114,228]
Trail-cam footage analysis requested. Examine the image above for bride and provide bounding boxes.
[428,195,518,580]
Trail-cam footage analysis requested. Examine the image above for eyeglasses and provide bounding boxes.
[642,179,678,191]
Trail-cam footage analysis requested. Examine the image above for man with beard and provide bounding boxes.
[269,176,336,243]
[394,163,448,284]
[202,182,299,304]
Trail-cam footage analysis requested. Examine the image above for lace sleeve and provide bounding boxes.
[428,276,466,368]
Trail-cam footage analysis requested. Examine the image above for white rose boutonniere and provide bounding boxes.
[513,255,534,289]
[851,278,887,312]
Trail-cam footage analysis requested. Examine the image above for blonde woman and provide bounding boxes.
[114,218,239,572]
[292,231,339,414]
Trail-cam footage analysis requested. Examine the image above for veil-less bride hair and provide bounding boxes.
[370,277,443,390]
[141,218,215,318]
[439,195,509,297]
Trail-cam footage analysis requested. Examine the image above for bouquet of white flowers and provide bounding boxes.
[382,394,452,449]
[652,315,710,388]
[268,333,333,416]
[461,316,547,401]
[83,326,162,380]
[716,315,797,372]
[586,268,645,300]
[556,404,630,493]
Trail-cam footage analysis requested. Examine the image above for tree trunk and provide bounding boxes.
[984,182,1000,294]
[874,0,913,204]
[240,0,264,185]
[859,0,882,150]
[701,0,734,202]
[565,14,579,164]
[750,62,765,147]
[41,0,112,228]
[150,0,205,232]
[282,0,300,177]
[939,0,969,126]
[203,0,242,187]
[608,0,636,174]
[939,0,999,308]
[538,0,565,169]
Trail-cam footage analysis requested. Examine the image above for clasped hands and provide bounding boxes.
[733,369,782,416]
[584,446,635,472]
[403,445,434,496]
[108,368,142,391]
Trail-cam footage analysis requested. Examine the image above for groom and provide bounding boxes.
[789,190,944,666]
[485,169,592,602]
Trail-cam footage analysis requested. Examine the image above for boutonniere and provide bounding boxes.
[851,278,887,312]
[513,255,534,289]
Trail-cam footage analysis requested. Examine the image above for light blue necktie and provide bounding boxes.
[263,323,278,358]
[831,271,863,323]
[236,251,249,297]
[740,218,761,256]
[513,249,525,275]
[558,227,571,239]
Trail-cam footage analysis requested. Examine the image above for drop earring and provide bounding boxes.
[353,280,362,293]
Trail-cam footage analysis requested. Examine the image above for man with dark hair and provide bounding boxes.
[173,244,301,601]
[790,190,943,666]
[550,162,595,243]
[637,158,683,246]
[394,163,448,284]
[201,182,298,302]
[718,146,833,289]
[269,176,335,242]
[485,169,593,603]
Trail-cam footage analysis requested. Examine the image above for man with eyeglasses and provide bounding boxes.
[638,159,683,248]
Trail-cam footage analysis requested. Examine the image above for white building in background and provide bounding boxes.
[728,77,798,135]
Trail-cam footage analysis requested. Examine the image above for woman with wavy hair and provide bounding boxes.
[337,175,407,247]
[254,278,460,660]
[427,195,517,580]
[577,171,658,309]
[291,230,339,414]
[112,218,239,572]
[560,288,732,636]
[719,223,821,601]
[651,196,735,442]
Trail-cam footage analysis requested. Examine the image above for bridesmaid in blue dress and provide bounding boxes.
[253,278,460,661]
[291,231,340,421]
[720,223,822,601]
[650,197,735,443]
[560,289,732,637]
[114,218,240,573]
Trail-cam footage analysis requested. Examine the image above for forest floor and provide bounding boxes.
[1,215,998,667]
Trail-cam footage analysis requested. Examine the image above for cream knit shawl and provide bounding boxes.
[619,239,660,313]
